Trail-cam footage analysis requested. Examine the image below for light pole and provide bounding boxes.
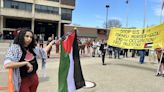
[143,0,147,28]
[160,0,164,23]
[106,5,110,36]
[142,0,147,34]
[126,0,129,28]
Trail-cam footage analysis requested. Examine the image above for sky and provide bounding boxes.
[72,0,164,28]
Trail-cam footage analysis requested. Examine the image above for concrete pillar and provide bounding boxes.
[0,16,3,33]
[31,0,35,32]
[58,21,61,38]
[31,18,34,32]
[0,0,2,33]
[58,3,61,38]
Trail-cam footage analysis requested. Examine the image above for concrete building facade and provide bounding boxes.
[0,0,75,40]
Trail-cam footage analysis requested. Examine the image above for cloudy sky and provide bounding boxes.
[72,0,164,28]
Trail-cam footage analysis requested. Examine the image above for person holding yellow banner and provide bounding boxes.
[3,28,56,92]
[139,50,146,64]
[156,48,164,77]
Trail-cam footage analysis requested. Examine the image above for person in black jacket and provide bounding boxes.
[99,40,107,65]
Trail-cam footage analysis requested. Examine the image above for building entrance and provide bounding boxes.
[3,18,31,39]
[34,21,58,41]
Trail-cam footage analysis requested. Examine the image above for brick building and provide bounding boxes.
[64,25,108,41]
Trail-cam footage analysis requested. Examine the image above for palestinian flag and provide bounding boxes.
[144,42,153,48]
[58,31,85,92]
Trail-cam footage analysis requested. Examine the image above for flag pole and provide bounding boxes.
[160,0,164,23]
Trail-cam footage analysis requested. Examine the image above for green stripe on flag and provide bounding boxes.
[58,31,85,92]
[58,43,70,92]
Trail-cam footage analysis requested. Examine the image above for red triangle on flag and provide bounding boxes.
[62,31,75,53]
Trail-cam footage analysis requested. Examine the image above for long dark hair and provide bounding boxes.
[13,28,36,53]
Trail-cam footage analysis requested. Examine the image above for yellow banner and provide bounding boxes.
[107,23,164,49]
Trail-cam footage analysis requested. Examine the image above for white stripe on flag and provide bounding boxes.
[67,48,76,92]
[147,44,152,47]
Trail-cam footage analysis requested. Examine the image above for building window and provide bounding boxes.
[26,3,32,11]
[35,5,59,15]
[61,0,75,6]
[4,0,11,8]
[61,8,72,21]
[46,0,59,2]
[4,0,32,11]
[19,2,26,10]
[11,2,18,9]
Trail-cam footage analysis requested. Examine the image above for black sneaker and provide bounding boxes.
[156,73,162,76]
[102,63,106,65]
[47,56,50,58]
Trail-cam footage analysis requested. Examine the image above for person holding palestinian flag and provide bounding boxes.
[3,28,57,92]
[156,48,164,77]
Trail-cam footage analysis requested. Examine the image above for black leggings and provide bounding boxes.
[158,58,164,63]
[102,51,106,64]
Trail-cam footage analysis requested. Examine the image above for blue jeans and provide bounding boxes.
[139,51,145,64]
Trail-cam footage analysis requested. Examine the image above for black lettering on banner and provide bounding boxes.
[123,42,141,47]
[132,30,140,34]
[115,33,129,38]
[113,36,124,45]
[129,39,143,43]
[120,29,132,34]
[146,32,159,37]
[131,34,146,38]
[113,40,121,45]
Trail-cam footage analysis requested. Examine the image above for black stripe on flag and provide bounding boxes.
[144,42,153,48]
[73,30,86,89]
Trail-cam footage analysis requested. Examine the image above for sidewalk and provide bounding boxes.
[35,56,164,92]
[0,43,164,92]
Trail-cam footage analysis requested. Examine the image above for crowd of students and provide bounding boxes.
[77,39,164,73]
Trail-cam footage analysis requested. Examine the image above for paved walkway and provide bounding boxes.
[0,43,164,92]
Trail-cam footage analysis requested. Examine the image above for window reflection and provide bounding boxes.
[46,0,59,2]
[61,8,72,20]
[4,0,32,11]
[61,0,75,6]
[35,5,59,15]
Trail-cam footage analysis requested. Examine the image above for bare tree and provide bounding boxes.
[103,19,122,28]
